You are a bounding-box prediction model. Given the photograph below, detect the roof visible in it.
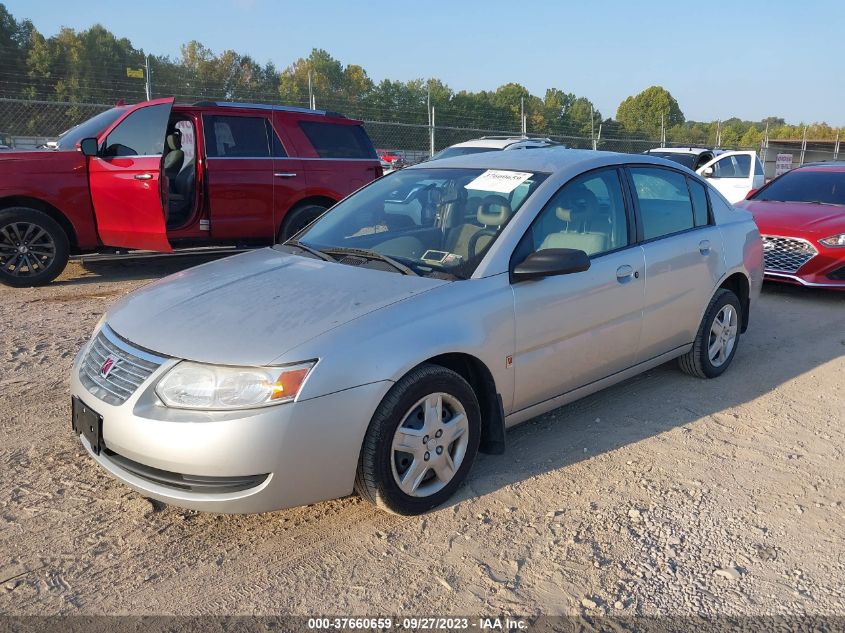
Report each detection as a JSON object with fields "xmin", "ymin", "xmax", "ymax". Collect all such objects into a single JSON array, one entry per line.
[
  {"xmin": 189, "ymin": 101, "xmax": 347, "ymax": 118},
  {"xmin": 410, "ymin": 146, "xmax": 683, "ymax": 176},
  {"xmin": 646, "ymin": 147, "xmax": 713, "ymax": 155},
  {"xmin": 448, "ymin": 137, "xmax": 542, "ymax": 150},
  {"xmin": 793, "ymin": 161, "xmax": 845, "ymax": 172}
]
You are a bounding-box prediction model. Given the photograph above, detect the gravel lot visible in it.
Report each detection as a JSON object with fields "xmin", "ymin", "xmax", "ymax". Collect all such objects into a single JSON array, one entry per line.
[{"xmin": 1, "ymin": 254, "xmax": 843, "ymax": 618}]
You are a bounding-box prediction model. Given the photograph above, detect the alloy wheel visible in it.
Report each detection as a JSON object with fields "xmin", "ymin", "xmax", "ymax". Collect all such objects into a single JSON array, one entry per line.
[
  {"xmin": 0, "ymin": 221, "xmax": 57, "ymax": 278},
  {"xmin": 708, "ymin": 304, "xmax": 738, "ymax": 367}
]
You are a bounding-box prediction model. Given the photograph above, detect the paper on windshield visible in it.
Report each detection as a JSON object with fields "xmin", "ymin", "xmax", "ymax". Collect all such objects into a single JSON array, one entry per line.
[{"xmin": 465, "ymin": 170, "xmax": 533, "ymax": 194}]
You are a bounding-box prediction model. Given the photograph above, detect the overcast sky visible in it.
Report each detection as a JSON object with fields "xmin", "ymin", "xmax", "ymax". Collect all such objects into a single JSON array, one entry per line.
[{"xmin": 6, "ymin": 0, "xmax": 843, "ymax": 125}]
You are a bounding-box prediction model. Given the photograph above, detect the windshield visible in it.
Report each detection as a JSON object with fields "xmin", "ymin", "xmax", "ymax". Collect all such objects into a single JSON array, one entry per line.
[
  {"xmin": 55, "ymin": 107, "xmax": 127, "ymax": 150},
  {"xmin": 289, "ymin": 167, "xmax": 548, "ymax": 279},
  {"xmin": 753, "ymin": 169, "xmax": 845, "ymax": 206},
  {"xmin": 429, "ymin": 146, "xmax": 501, "ymax": 161},
  {"xmin": 648, "ymin": 152, "xmax": 697, "ymax": 170}
]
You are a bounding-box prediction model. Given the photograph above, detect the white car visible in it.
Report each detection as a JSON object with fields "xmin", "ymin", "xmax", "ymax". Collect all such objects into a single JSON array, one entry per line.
[
  {"xmin": 696, "ymin": 151, "xmax": 766, "ymax": 204},
  {"xmin": 430, "ymin": 136, "xmax": 560, "ymax": 161},
  {"xmin": 645, "ymin": 147, "xmax": 765, "ymax": 204}
]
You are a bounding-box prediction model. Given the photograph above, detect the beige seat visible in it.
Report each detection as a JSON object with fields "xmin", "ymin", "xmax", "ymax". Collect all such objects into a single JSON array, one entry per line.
[
  {"xmin": 163, "ymin": 131, "xmax": 184, "ymax": 183},
  {"xmin": 446, "ymin": 195, "xmax": 512, "ymax": 259},
  {"xmin": 538, "ymin": 186, "xmax": 609, "ymax": 255}
]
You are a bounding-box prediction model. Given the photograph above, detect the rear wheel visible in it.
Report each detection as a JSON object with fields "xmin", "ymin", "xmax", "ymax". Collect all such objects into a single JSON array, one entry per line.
[
  {"xmin": 679, "ymin": 288, "xmax": 741, "ymax": 378},
  {"xmin": 278, "ymin": 203, "xmax": 329, "ymax": 242},
  {"xmin": 0, "ymin": 207, "xmax": 70, "ymax": 287},
  {"xmin": 355, "ymin": 364, "xmax": 481, "ymax": 515}
]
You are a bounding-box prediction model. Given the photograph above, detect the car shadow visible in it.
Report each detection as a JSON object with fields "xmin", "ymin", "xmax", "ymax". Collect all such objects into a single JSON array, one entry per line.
[{"xmin": 445, "ymin": 282, "xmax": 845, "ymax": 508}]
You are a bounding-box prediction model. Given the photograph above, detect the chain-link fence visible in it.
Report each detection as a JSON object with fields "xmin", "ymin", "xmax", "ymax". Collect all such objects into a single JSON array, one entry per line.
[{"xmin": 1, "ymin": 96, "xmax": 841, "ymax": 180}]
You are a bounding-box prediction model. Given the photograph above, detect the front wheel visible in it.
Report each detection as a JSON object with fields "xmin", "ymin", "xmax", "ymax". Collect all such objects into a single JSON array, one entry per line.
[
  {"xmin": 355, "ymin": 364, "xmax": 481, "ymax": 515},
  {"xmin": 0, "ymin": 207, "xmax": 70, "ymax": 287},
  {"xmin": 678, "ymin": 288, "xmax": 741, "ymax": 379}
]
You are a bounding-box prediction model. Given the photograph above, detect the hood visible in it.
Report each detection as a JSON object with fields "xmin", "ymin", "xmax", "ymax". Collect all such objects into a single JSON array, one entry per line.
[
  {"xmin": 106, "ymin": 248, "xmax": 449, "ymax": 366},
  {"xmin": 738, "ymin": 200, "xmax": 845, "ymax": 236}
]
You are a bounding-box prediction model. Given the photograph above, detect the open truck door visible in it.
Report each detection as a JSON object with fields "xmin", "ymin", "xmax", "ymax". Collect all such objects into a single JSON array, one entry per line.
[
  {"xmin": 85, "ymin": 97, "xmax": 174, "ymax": 252},
  {"xmin": 697, "ymin": 150, "xmax": 765, "ymax": 205}
]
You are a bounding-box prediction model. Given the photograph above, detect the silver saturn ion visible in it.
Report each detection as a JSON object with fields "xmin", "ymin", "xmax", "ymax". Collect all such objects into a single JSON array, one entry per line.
[{"xmin": 70, "ymin": 148, "xmax": 763, "ymax": 516}]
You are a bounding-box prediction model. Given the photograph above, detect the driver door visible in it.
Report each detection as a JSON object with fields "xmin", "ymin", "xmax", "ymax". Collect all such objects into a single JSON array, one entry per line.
[
  {"xmin": 696, "ymin": 151, "xmax": 761, "ymax": 204},
  {"xmin": 87, "ymin": 97, "xmax": 174, "ymax": 252}
]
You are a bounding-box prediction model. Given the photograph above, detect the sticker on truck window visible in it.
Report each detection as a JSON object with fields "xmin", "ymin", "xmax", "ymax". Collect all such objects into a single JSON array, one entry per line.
[{"xmin": 465, "ymin": 170, "xmax": 533, "ymax": 193}]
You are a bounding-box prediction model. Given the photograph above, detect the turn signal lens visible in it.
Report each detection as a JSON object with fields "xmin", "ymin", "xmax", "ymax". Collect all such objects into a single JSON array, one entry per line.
[
  {"xmin": 819, "ymin": 233, "xmax": 845, "ymax": 248},
  {"xmin": 156, "ymin": 360, "xmax": 316, "ymax": 410}
]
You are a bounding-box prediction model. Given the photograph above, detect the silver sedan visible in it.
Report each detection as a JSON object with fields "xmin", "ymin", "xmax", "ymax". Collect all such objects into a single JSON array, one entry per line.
[{"xmin": 70, "ymin": 148, "xmax": 763, "ymax": 515}]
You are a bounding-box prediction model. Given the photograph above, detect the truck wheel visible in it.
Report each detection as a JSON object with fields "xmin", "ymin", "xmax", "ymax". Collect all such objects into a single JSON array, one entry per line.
[
  {"xmin": 278, "ymin": 203, "xmax": 329, "ymax": 242},
  {"xmin": 0, "ymin": 207, "xmax": 70, "ymax": 287}
]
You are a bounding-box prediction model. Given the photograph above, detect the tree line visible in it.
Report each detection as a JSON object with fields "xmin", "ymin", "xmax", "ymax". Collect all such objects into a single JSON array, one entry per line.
[{"xmin": 0, "ymin": 3, "xmax": 839, "ymax": 146}]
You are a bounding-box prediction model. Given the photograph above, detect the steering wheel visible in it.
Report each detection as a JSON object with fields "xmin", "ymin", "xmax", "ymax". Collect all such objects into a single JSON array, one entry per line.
[{"xmin": 467, "ymin": 228, "xmax": 498, "ymax": 259}]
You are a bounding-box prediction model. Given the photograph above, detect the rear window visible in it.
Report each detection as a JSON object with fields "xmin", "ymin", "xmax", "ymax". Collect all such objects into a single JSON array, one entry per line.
[
  {"xmin": 204, "ymin": 115, "xmax": 270, "ymax": 158},
  {"xmin": 753, "ymin": 169, "xmax": 845, "ymax": 205},
  {"xmin": 299, "ymin": 122, "xmax": 377, "ymax": 159}
]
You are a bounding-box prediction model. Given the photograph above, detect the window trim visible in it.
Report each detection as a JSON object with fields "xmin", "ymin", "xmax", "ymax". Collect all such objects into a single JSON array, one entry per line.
[
  {"xmin": 623, "ymin": 164, "xmax": 709, "ymax": 245},
  {"xmin": 684, "ymin": 175, "xmax": 714, "ymax": 228},
  {"xmin": 508, "ymin": 165, "xmax": 638, "ymax": 276}
]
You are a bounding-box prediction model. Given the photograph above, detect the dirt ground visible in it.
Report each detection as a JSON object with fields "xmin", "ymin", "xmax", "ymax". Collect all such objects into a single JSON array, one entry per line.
[{"xmin": 0, "ymin": 254, "xmax": 843, "ymax": 618}]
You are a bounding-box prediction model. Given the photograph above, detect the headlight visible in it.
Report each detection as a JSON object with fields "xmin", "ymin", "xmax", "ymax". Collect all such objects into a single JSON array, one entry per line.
[
  {"xmin": 819, "ymin": 233, "xmax": 845, "ymax": 247},
  {"xmin": 155, "ymin": 361, "xmax": 316, "ymax": 410}
]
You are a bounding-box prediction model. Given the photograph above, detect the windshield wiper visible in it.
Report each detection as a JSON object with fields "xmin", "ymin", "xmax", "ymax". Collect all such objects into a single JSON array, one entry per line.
[
  {"xmin": 285, "ymin": 240, "xmax": 336, "ymax": 263},
  {"xmin": 323, "ymin": 247, "xmax": 419, "ymax": 276}
]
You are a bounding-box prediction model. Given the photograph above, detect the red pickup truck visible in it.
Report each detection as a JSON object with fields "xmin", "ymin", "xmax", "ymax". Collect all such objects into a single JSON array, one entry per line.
[{"xmin": 0, "ymin": 98, "xmax": 382, "ymax": 286}]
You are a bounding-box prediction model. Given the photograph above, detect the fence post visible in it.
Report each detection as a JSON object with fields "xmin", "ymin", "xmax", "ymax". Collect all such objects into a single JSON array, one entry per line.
[
  {"xmin": 429, "ymin": 107, "xmax": 435, "ymax": 158},
  {"xmin": 800, "ymin": 127, "xmax": 807, "ymax": 165},
  {"xmin": 144, "ymin": 56, "xmax": 151, "ymax": 100}
]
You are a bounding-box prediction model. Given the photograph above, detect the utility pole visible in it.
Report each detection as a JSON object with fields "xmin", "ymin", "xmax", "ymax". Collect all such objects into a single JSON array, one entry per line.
[
  {"xmin": 716, "ymin": 119, "xmax": 722, "ymax": 149},
  {"xmin": 834, "ymin": 129, "xmax": 840, "ymax": 160},
  {"xmin": 591, "ymin": 105, "xmax": 595, "ymax": 150},
  {"xmin": 430, "ymin": 106, "xmax": 435, "ymax": 158},
  {"xmin": 521, "ymin": 97, "xmax": 526, "ymax": 136},
  {"xmin": 307, "ymin": 70, "xmax": 314, "ymax": 109},
  {"xmin": 660, "ymin": 113, "xmax": 666, "ymax": 147},
  {"xmin": 144, "ymin": 55, "xmax": 151, "ymax": 100},
  {"xmin": 595, "ymin": 123, "xmax": 602, "ymax": 151},
  {"xmin": 761, "ymin": 121, "xmax": 769, "ymax": 168}
]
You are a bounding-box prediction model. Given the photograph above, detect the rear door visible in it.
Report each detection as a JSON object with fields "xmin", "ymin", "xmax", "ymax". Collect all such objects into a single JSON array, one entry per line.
[
  {"xmin": 697, "ymin": 150, "xmax": 759, "ymax": 204},
  {"xmin": 627, "ymin": 166, "xmax": 725, "ymax": 362},
  {"xmin": 87, "ymin": 97, "xmax": 174, "ymax": 251},
  {"xmin": 202, "ymin": 113, "xmax": 275, "ymax": 241}
]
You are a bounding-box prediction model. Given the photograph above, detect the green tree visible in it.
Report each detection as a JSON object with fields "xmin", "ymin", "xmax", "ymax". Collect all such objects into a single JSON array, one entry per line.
[{"xmin": 616, "ymin": 85, "xmax": 685, "ymax": 137}]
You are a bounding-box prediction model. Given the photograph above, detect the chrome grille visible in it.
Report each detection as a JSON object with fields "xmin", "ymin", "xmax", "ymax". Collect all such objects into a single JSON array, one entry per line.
[
  {"xmin": 761, "ymin": 236, "xmax": 817, "ymax": 273},
  {"xmin": 79, "ymin": 326, "xmax": 165, "ymax": 406}
]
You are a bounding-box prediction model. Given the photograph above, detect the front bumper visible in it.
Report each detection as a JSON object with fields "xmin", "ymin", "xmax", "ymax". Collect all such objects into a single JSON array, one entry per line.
[
  {"xmin": 70, "ymin": 344, "xmax": 392, "ymax": 514},
  {"xmin": 761, "ymin": 234, "xmax": 845, "ymax": 290}
]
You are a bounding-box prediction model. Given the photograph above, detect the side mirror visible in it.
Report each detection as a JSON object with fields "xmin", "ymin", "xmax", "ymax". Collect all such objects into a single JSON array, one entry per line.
[
  {"xmin": 745, "ymin": 188, "xmax": 758, "ymax": 199},
  {"xmin": 702, "ymin": 166, "xmax": 714, "ymax": 178},
  {"xmin": 79, "ymin": 137, "xmax": 99, "ymax": 157},
  {"xmin": 512, "ymin": 248, "xmax": 590, "ymax": 282}
]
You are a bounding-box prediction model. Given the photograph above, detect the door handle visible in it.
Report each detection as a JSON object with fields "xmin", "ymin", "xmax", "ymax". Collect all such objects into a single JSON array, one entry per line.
[
  {"xmin": 134, "ymin": 173, "xmax": 153, "ymax": 180},
  {"xmin": 616, "ymin": 264, "xmax": 636, "ymax": 283},
  {"xmin": 274, "ymin": 172, "xmax": 297, "ymax": 178},
  {"xmin": 699, "ymin": 239, "xmax": 711, "ymax": 255}
]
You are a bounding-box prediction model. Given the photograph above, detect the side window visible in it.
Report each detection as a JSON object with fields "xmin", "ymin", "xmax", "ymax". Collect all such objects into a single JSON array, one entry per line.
[
  {"xmin": 203, "ymin": 115, "xmax": 270, "ymax": 158},
  {"xmin": 713, "ymin": 154, "xmax": 752, "ymax": 178},
  {"xmin": 266, "ymin": 119, "xmax": 287, "ymax": 157},
  {"xmin": 102, "ymin": 103, "xmax": 170, "ymax": 157},
  {"xmin": 528, "ymin": 169, "xmax": 629, "ymax": 257},
  {"xmin": 630, "ymin": 167, "xmax": 695, "ymax": 240},
  {"xmin": 687, "ymin": 178, "xmax": 710, "ymax": 227},
  {"xmin": 299, "ymin": 122, "xmax": 377, "ymax": 159}
]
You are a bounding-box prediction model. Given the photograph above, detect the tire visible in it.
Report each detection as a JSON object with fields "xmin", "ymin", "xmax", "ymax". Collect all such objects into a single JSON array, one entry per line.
[
  {"xmin": 278, "ymin": 203, "xmax": 329, "ymax": 242},
  {"xmin": 679, "ymin": 288, "xmax": 742, "ymax": 379},
  {"xmin": 0, "ymin": 207, "xmax": 70, "ymax": 287},
  {"xmin": 355, "ymin": 364, "xmax": 482, "ymax": 515}
]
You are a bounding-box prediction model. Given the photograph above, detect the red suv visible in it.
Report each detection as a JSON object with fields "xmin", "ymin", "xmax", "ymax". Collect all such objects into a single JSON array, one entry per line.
[{"xmin": 0, "ymin": 98, "xmax": 382, "ymax": 286}]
